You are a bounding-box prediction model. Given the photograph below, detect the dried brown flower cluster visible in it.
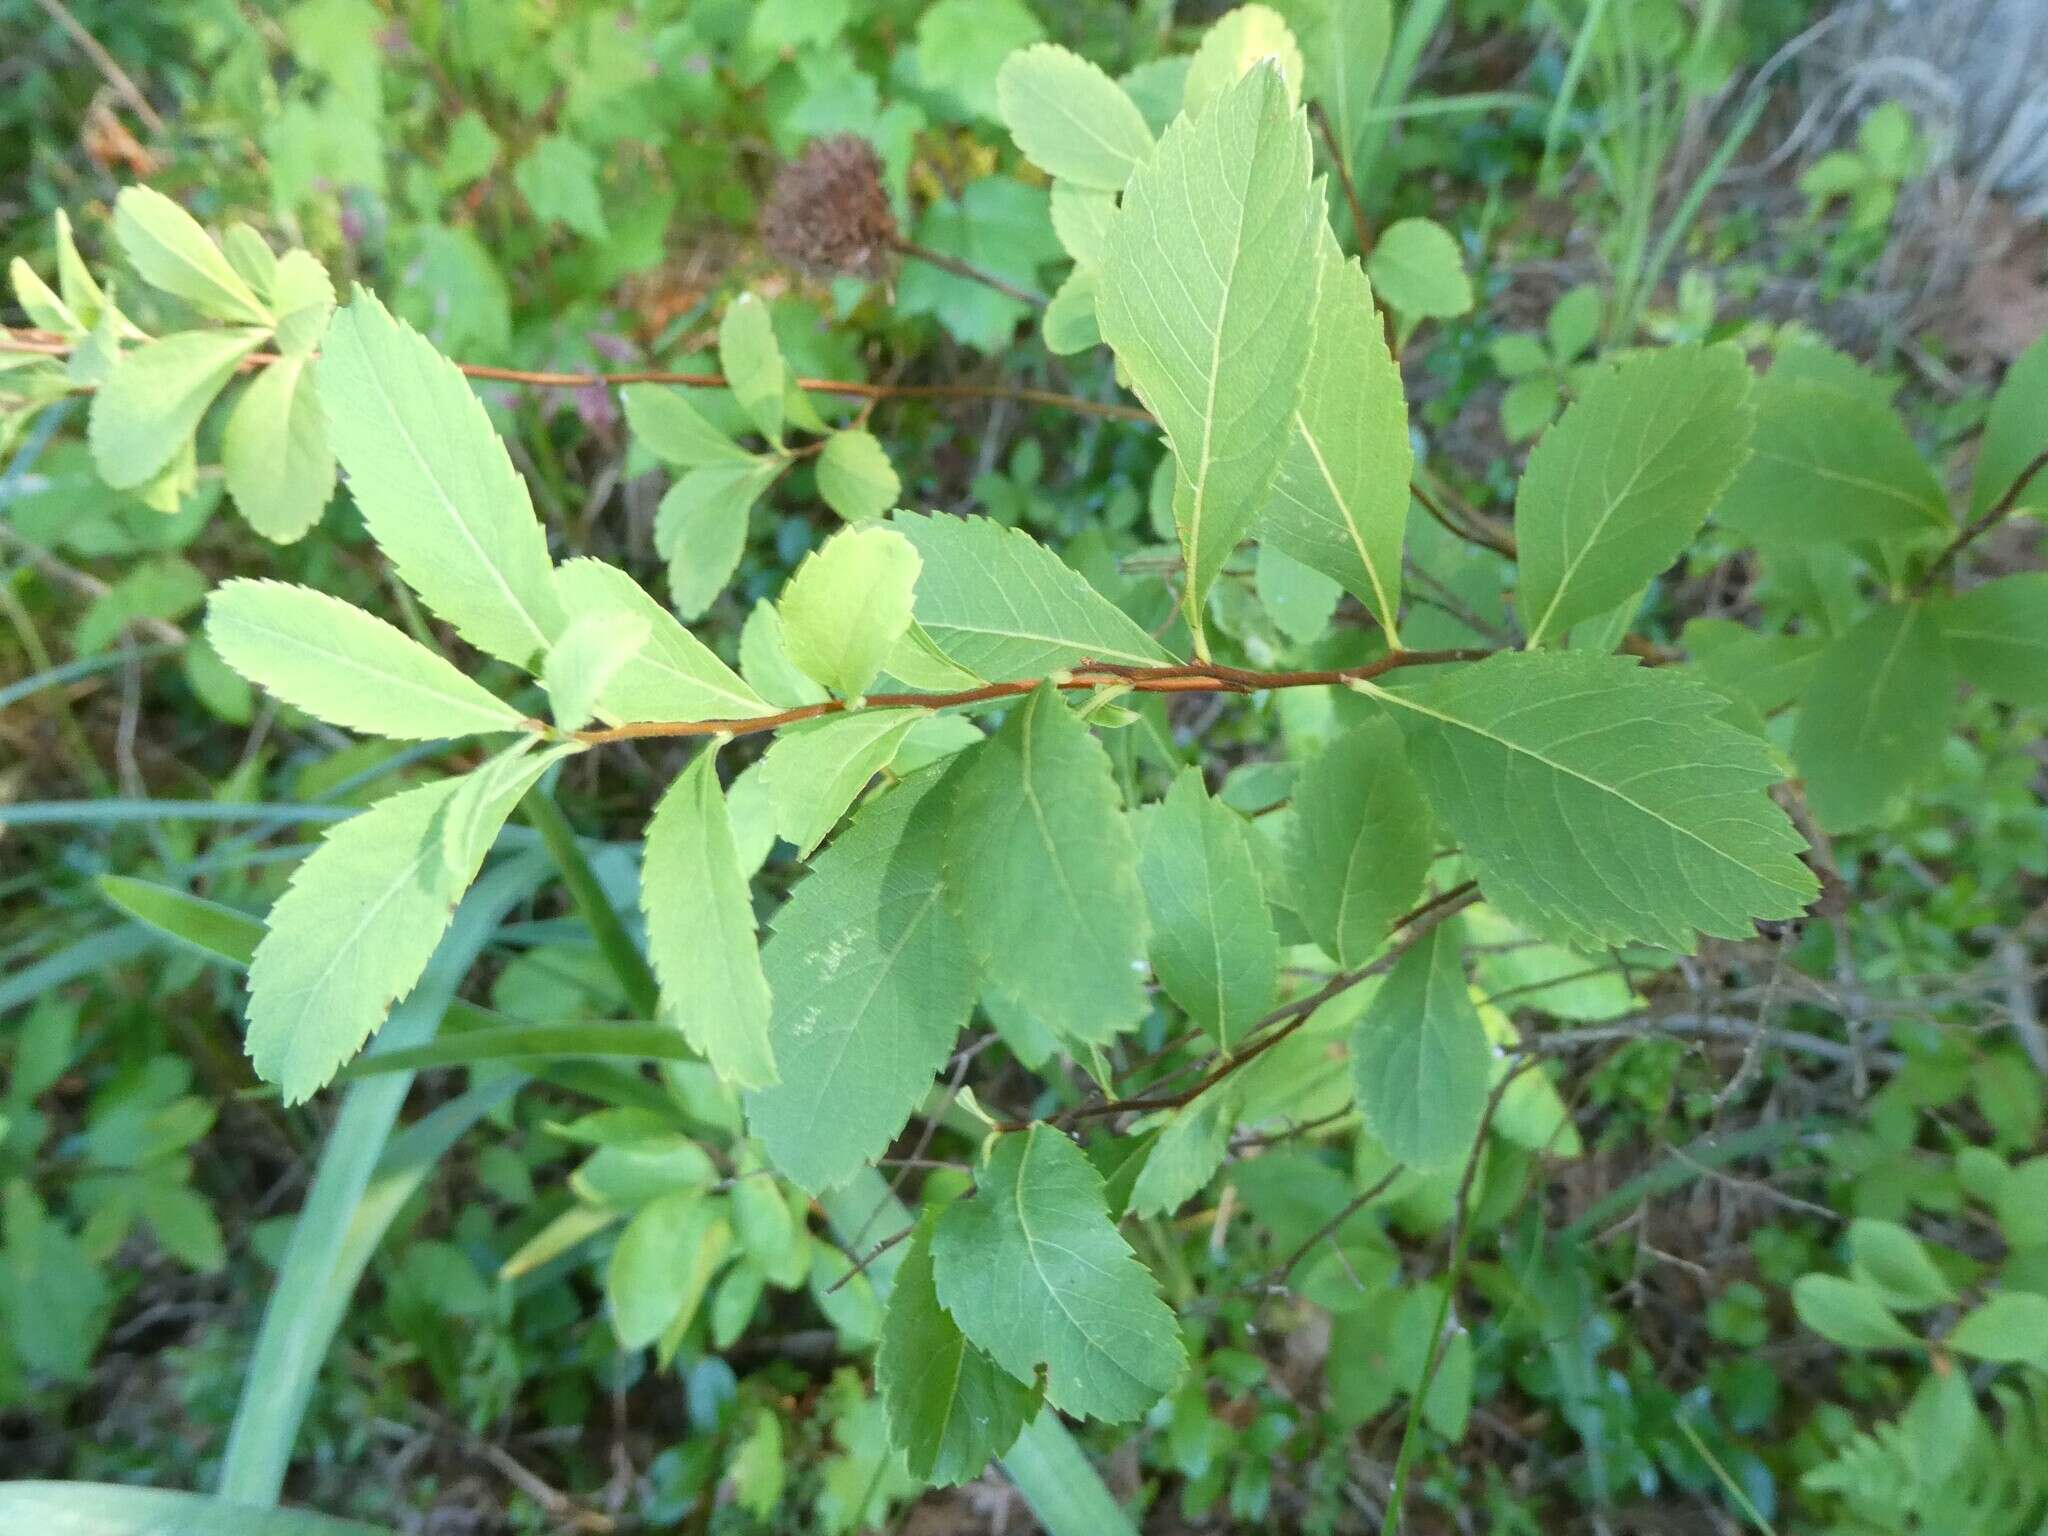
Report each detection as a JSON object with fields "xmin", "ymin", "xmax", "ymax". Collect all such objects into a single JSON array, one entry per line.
[{"xmin": 760, "ymin": 134, "xmax": 899, "ymax": 281}]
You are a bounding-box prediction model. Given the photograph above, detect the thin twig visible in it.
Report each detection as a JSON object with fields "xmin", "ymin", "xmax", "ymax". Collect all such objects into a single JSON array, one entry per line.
[
  {"xmin": 33, "ymin": 0, "xmax": 167, "ymax": 135},
  {"xmin": 1257, "ymin": 1163, "xmax": 1406, "ymax": 1293},
  {"xmin": 1911, "ymin": 445, "xmax": 2048, "ymax": 596},
  {"xmin": 892, "ymin": 235, "xmax": 1047, "ymax": 308}
]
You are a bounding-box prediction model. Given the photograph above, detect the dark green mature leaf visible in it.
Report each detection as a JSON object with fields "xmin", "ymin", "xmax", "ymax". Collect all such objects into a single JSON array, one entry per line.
[
  {"xmin": 607, "ymin": 1192, "xmax": 729, "ymax": 1352},
  {"xmin": 1350, "ymin": 920, "xmax": 1488, "ymax": 1170},
  {"xmin": 1847, "ymin": 1219, "xmax": 1954, "ymax": 1309},
  {"xmin": 1137, "ymin": 770, "xmax": 1277, "ymax": 1047},
  {"xmin": 1288, "ymin": 720, "xmax": 1434, "ymax": 966},
  {"xmin": 1515, "ymin": 344, "xmax": 1754, "ymax": 646},
  {"xmin": 643, "ymin": 753, "xmax": 776, "ymax": 1090},
  {"xmin": 1948, "ymin": 1292, "xmax": 2048, "ymax": 1367},
  {"xmin": 877, "ymin": 1215, "xmax": 1040, "ymax": 1484},
  {"xmin": 1368, "ymin": 652, "xmax": 1817, "ymax": 949},
  {"xmin": 206, "ymin": 579, "xmax": 525, "ymax": 740},
  {"xmin": 1258, "ymin": 228, "xmax": 1409, "ymax": 636},
  {"xmin": 316, "ymin": 292, "xmax": 565, "ymax": 668},
  {"xmin": 1127, "ymin": 1090, "xmax": 1239, "ymax": 1218},
  {"xmin": 1097, "ymin": 63, "xmax": 1323, "ymax": 640},
  {"xmin": 1793, "ymin": 603, "xmax": 1954, "ymax": 833},
  {"xmin": 947, "ymin": 684, "xmax": 1148, "ymax": 1045},
  {"xmin": 1970, "ymin": 328, "xmax": 2048, "ymax": 519},
  {"xmin": 1716, "ymin": 377, "xmax": 1948, "ymax": 547},
  {"xmin": 933, "ymin": 1126, "xmax": 1186, "ymax": 1421},
  {"xmin": 996, "ymin": 43, "xmax": 1155, "ymax": 191},
  {"xmin": 745, "ymin": 767, "xmax": 976, "ymax": 1193},
  {"xmin": 892, "ymin": 512, "xmax": 1171, "ymax": 677},
  {"xmin": 1937, "ymin": 573, "xmax": 2048, "ymax": 707}
]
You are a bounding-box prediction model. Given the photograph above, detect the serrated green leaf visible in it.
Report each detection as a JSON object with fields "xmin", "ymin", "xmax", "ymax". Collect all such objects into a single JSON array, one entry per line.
[
  {"xmin": 270, "ymin": 250, "xmax": 335, "ymax": 355},
  {"xmin": 657, "ymin": 457, "xmax": 783, "ymax": 620},
  {"xmin": 621, "ymin": 384, "xmax": 752, "ymax": 468},
  {"xmin": 778, "ymin": 525, "xmax": 921, "ymax": 699},
  {"xmin": 1289, "ymin": 719, "xmax": 1434, "ymax": 965},
  {"xmin": 758, "ymin": 709, "xmax": 925, "ymax": 858},
  {"xmin": 554, "ymin": 557, "xmax": 771, "ymax": 724},
  {"xmin": 933, "ymin": 1125, "xmax": 1186, "ymax": 1421},
  {"xmin": 1793, "ymin": 603, "xmax": 1954, "ymax": 833},
  {"xmin": 1847, "ymin": 1218, "xmax": 1954, "ymax": 1310},
  {"xmin": 206, "ymin": 579, "xmax": 525, "ymax": 739},
  {"xmin": 1367, "ymin": 218, "xmax": 1472, "ymax": 321},
  {"xmin": 947, "ymin": 684, "xmax": 1148, "ymax": 1045},
  {"xmin": 1792, "ymin": 1273, "xmax": 1918, "ymax": 1351},
  {"xmin": 816, "ymin": 428, "xmax": 900, "ymax": 523},
  {"xmin": 877, "ymin": 1214, "xmax": 1040, "ymax": 1485},
  {"xmin": 246, "ymin": 773, "xmax": 530, "ymax": 1101},
  {"xmin": 222, "ymin": 355, "xmax": 336, "ymax": 541},
  {"xmin": 542, "ymin": 611, "xmax": 649, "ymax": 731},
  {"xmin": 719, "ymin": 293, "xmax": 785, "ymax": 445},
  {"xmin": 1516, "ymin": 344, "xmax": 1755, "ymax": 646},
  {"xmin": 112, "ymin": 186, "xmax": 270, "ymax": 325},
  {"xmin": 1127, "ymin": 1090, "xmax": 1239, "ymax": 1218},
  {"xmin": 315, "ymin": 292, "xmax": 565, "ymax": 668},
  {"xmin": 740, "ymin": 598, "xmax": 830, "ymax": 708},
  {"xmin": 1097, "ymin": 63, "xmax": 1322, "ymax": 644},
  {"xmin": 745, "ymin": 766, "xmax": 975, "ymax": 1193},
  {"xmin": 1184, "ymin": 4, "xmax": 1306, "ymax": 114},
  {"xmin": 892, "ymin": 511, "xmax": 1171, "ymax": 677},
  {"xmin": 1938, "ymin": 572, "xmax": 2048, "ymax": 706},
  {"xmin": 1970, "ymin": 321, "xmax": 2048, "ymax": 519},
  {"xmin": 1258, "ymin": 228, "xmax": 1409, "ymax": 636},
  {"xmin": 440, "ymin": 740, "xmax": 580, "ymax": 871},
  {"xmin": 1716, "ymin": 377, "xmax": 1949, "ymax": 546},
  {"xmin": 997, "ymin": 43, "xmax": 1155, "ymax": 191},
  {"xmin": 643, "ymin": 753, "xmax": 777, "ymax": 1090},
  {"xmin": 1137, "ymin": 770, "xmax": 1276, "ymax": 1047},
  {"xmin": 1350, "ymin": 920, "xmax": 1488, "ymax": 1171},
  {"xmin": 1366, "ymin": 652, "xmax": 1817, "ymax": 949},
  {"xmin": 89, "ymin": 329, "xmax": 268, "ymax": 490}
]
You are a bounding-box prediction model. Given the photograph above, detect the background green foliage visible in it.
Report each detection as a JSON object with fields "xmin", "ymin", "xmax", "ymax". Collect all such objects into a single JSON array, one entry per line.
[{"xmin": 4, "ymin": 1, "xmax": 2047, "ymax": 1533}]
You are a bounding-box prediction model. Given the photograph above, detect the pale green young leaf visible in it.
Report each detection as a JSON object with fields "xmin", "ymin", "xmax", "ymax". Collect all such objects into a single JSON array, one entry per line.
[
  {"xmin": 1350, "ymin": 920, "xmax": 1489, "ymax": 1171},
  {"xmin": 1289, "ymin": 719, "xmax": 1434, "ymax": 965},
  {"xmin": 745, "ymin": 766, "xmax": 976, "ymax": 1193},
  {"xmin": 89, "ymin": 329, "xmax": 268, "ymax": 489},
  {"xmin": 740, "ymin": 599, "xmax": 830, "ymax": 708},
  {"xmin": 554, "ymin": 558, "xmax": 770, "ymax": 724},
  {"xmin": 657, "ymin": 457, "xmax": 783, "ymax": 620},
  {"xmin": 10, "ymin": 255, "xmax": 80, "ymax": 334},
  {"xmin": 1937, "ymin": 572, "xmax": 2048, "ymax": 707},
  {"xmin": 112, "ymin": 186, "xmax": 270, "ymax": 325},
  {"xmin": 1716, "ymin": 378, "xmax": 1948, "ymax": 546},
  {"xmin": 1367, "ymin": 218, "xmax": 1472, "ymax": 321},
  {"xmin": 1516, "ymin": 344, "xmax": 1755, "ymax": 646},
  {"xmin": 883, "ymin": 621, "xmax": 986, "ymax": 692},
  {"xmin": 643, "ymin": 753, "xmax": 777, "ymax": 1090},
  {"xmin": 778, "ymin": 525, "xmax": 921, "ymax": 699},
  {"xmin": 223, "ymin": 224, "xmax": 278, "ymax": 298},
  {"xmin": 55, "ymin": 208, "xmax": 115, "ymax": 330},
  {"xmin": 246, "ymin": 772, "xmax": 527, "ymax": 1101},
  {"xmin": 932, "ymin": 1126, "xmax": 1186, "ymax": 1421},
  {"xmin": 758, "ymin": 710, "xmax": 925, "ymax": 858},
  {"xmin": 1256, "ymin": 542, "xmax": 1342, "ymax": 645},
  {"xmin": 1365, "ymin": 652, "xmax": 1818, "ymax": 950},
  {"xmin": 719, "ymin": 293, "xmax": 785, "ymax": 445},
  {"xmin": 1792, "ymin": 603, "xmax": 1954, "ymax": 834},
  {"xmin": 315, "ymin": 292, "xmax": 565, "ymax": 667},
  {"xmin": 222, "ymin": 356, "xmax": 336, "ymax": 542},
  {"xmin": 947, "ymin": 684, "xmax": 1149, "ymax": 1045},
  {"xmin": 892, "ymin": 511, "xmax": 1171, "ymax": 677},
  {"xmin": 996, "ymin": 43, "xmax": 1155, "ymax": 191},
  {"xmin": 1042, "ymin": 268, "xmax": 1102, "ymax": 355},
  {"xmin": 1127, "ymin": 1090, "xmax": 1240, "ymax": 1218},
  {"xmin": 270, "ymin": 250, "xmax": 336, "ymax": 355},
  {"xmin": 206, "ymin": 579, "xmax": 525, "ymax": 739},
  {"xmin": 1049, "ymin": 183, "xmax": 1116, "ymax": 266},
  {"xmin": 542, "ymin": 611, "xmax": 649, "ymax": 731},
  {"xmin": 816, "ymin": 429, "xmax": 900, "ymax": 523},
  {"xmin": 1970, "ymin": 327, "xmax": 2048, "ymax": 519},
  {"xmin": 607, "ymin": 1193, "xmax": 727, "ymax": 1350},
  {"xmin": 1097, "ymin": 63, "xmax": 1322, "ymax": 643},
  {"xmin": 1137, "ymin": 770, "xmax": 1277, "ymax": 1048},
  {"xmin": 621, "ymin": 384, "xmax": 751, "ymax": 468},
  {"xmin": 1258, "ymin": 228, "xmax": 1409, "ymax": 636},
  {"xmin": 877, "ymin": 1215, "xmax": 1040, "ymax": 1485},
  {"xmin": 1183, "ymin": 4, "xmax": 1307, "ymax": 113},
  {"xmin": 1791, "ymin": 1274, "xmax": 1918, "ymax": 1351}
]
